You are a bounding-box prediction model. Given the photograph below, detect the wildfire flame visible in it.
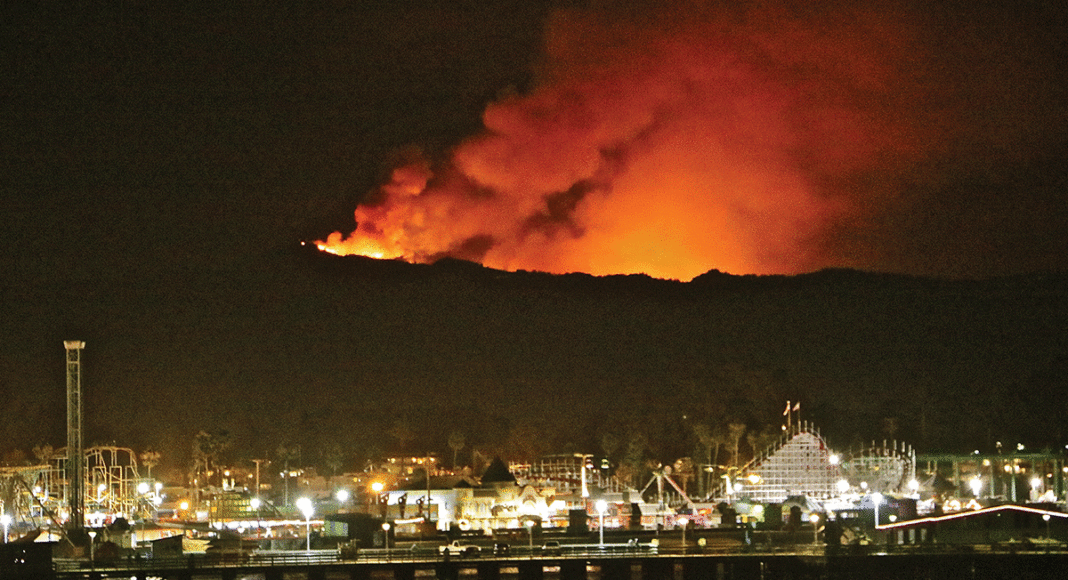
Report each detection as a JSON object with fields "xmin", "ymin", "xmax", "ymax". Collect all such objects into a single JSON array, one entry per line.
[{"xmin": 317, "ymin": 2, "xmax": 972, "ymax": 281}]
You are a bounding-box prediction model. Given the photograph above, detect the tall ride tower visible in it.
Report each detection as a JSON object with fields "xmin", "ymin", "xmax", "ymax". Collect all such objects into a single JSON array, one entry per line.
[{"xmin": 65, "ymin": 340, "xmax": 85, "ymax": 529}]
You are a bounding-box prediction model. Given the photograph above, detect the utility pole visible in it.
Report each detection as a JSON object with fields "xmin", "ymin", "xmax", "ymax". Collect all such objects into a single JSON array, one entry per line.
[
  {"xmin": 251, "ymin": 459, "xmax": 264, "ymax": 497},
  {"xmin": 426, "ymin": 453, "xmax": 433, "ymax": 532}
]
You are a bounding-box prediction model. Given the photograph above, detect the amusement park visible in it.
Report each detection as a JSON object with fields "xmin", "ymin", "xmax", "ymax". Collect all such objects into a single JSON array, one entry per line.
[{"xmin": 3, "ymin": 343, "xmax": 1068, "ymax": 579}]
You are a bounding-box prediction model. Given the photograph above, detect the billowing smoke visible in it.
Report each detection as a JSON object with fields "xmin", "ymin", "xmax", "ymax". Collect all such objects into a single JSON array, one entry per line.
[{"xmin": 320, "ymin": 0, "xmax": 1066, "ymax": 280}]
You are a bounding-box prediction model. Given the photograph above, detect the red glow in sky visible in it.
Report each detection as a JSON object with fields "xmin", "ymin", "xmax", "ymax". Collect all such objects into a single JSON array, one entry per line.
[{"xmin": 320, "ymin": 1, "xmax": 1063, "ymax": 280}]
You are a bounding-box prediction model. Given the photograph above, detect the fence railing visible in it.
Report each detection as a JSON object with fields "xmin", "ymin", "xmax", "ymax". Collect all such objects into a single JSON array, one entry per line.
[{"xmin": 51, "ymin": 541, "xmax": 1068, "ymax": 575}]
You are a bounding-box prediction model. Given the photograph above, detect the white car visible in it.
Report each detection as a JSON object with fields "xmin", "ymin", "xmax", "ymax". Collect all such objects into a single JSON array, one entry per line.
[{"xmin": 439, "ymin": 540, "xmax": 481, "ymax": 557}]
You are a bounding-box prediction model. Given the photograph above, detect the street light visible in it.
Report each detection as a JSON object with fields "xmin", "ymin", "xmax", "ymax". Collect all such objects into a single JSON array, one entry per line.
[
  {"xmin": 525, "ymin": 520, "xmax": 535, "ymax": 553},
  {"xmin": 1044, "ymin": 514, "xmax": 1052, "ymax": 540},
  {"xmin": 872, "ymin": 493, "xmax": 884, "ymax": 529},
  {"xmin": 88, "ymin": 530, "xmax": 97, "ymax": 562},
  {"xmin": 250, "ymin": 498, "xmax": 261, "ymax": 533},
  {"xmin": 595, "ymin": 500, "xmax": 607, "ymax": 547},
  {"xmin": 0, "ymin": 514, "xmax": 10, "ymax": 544},
  {"xmin": 382, "ymin": 522, "xmax": 391, "ymax": 550},
  {"xmin": 134, "ymin": 482, "xmax": 152, "ymax": 547},
  {"xmin": 295, "ymin": 497, "xmax": 313, "ymax": 551},
  {"xmin": 371, "ymin": 482, "xmax": 384, "ymax": 516},
  {"xmin": 678, "ymin": 516, "xmax": 689, "ymax": 550},
  {"xmin": 809, "ymin": 513, "xmax": 820, "ymax": 544}
]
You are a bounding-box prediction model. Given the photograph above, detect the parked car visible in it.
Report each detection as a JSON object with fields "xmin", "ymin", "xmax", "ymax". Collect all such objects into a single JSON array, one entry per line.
[
  {"xmin": 337, "ymin": 539, "xmax": 361, "ymax": 558},
  {"xmin": 540, "ymin": 540, "xmax": 562, "ymax": 556},
  {"xmin": 439, "ymin": 540, "xmax": 481, "ymax": 558}
]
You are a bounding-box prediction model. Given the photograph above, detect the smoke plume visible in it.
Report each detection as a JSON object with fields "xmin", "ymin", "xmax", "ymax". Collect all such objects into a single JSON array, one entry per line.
[{"xmin": 320, "ymin": 0, "xmax": 1066, "ymax": 280}]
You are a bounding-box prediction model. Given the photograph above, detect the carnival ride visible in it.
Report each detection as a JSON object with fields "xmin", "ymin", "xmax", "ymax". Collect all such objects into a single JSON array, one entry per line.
[
  {"xmin": 0, "ymin": 445, "xmax": 152, "ymax": 541},
  {"xmin": 713, "ymin": 421, "xmax": 916, "ymax": 504}
]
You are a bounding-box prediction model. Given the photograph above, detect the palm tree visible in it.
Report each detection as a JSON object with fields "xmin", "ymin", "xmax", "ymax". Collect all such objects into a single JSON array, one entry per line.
[
  {"xmin": 32, "ymin": 444, "xmax": 54, "ymax": 466},
  {"xmin": 390, "ymin": 420, "xmax": 414, "ymax": 453},
  {"xmin": 448, "ymin": 430, "xmax": 466, "ymax": 470},
  {"xmin": 728, "ymin": 423, "xmax": 747, "ymax": 469},
  {"xmin": 193, "ymin": 430, "xmax": 231, "ymax": 488},
  {"xmin": 322, "ymin": 444, "xmax": 344, "ymax": 477},
  {"xmin": 745, "ymin": 427, "xmax": 780, "ymax": 464},
  {"xmin": 673, "ymin": 457, "xmax": 696, "ymax": 495},
  {"xmin": 139, "ymin": 450, "xmax": 161, "ymax": 480},
  {"xmin": 276, "ymin": 443, "xmax": 301, "ymax": 507},
  {"xmin": 600, "ymin": 432, "xmax": 620, "ymax": 460},
  {"xmin": 691, "ymin": 423, "xmax": 714, "ymax": 496}
]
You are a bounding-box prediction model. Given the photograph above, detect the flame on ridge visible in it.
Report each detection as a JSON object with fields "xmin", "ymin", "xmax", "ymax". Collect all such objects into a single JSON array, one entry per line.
[{"xmin": 317, "ymin": 1, "xmax": 966, "ymax": 281}]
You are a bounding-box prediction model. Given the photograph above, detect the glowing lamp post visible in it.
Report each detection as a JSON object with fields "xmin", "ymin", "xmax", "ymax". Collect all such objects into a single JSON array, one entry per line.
[
  {"xmin": 872, "ymin": 493, "xmax": 883, "ymax": 529},
  {"xmin": 87, "ymin": 530, "xmax": 97, "ymax": 563},
  {"xmin": 382, "ymin": 522, "xmax": 391, "ymax": 550},
  {"xmin": 296, "ymin": 497, "xmax": 313, "ymax": 551},
  {"xmin": 336, "ymin": 489, "xmax": 350, "ymax": 516},
  {"xmin": 525, "ymin": 520, "xmax": 535, "ymax": 553},
  {"xmin": 809, "ymin": 513, "xmax": 820, "ymax": 544},
  {"xmin": 134, "ymin": 482, "xmax": 152, "ymax": 546},
  {"xmin": 836, "ymin": 479, "xmax": 850, "ymax": 495},
  {"xmin": 371, "ymin": 482, "xmax": 384, "ymax": 515},
  {"xmin": 678, "ymin": 516, "xmax": 689, "ymax": 550},
  {"xmin": 595, "ymin": 500, "xmax": 607, "ymax": 547},
  {"xmin": 0, "ymin": 514, "xmax": 10, "ymax": 544},
  {"xmin": 137, "ymin": 482, "xmax": 150, "ymax": 512},
  {"xmin": 1044, "ymin": 513, "xmax": 1052, "ymax": 540},
  {"xmin": 250, "ymin": 498, "xmax": 262, "ymax": 532}
]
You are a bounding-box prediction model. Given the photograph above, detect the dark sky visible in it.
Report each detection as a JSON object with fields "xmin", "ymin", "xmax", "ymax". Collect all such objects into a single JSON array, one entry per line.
[{"xmin": 1, "ymin": 1, "xmax": 1066, "ymax": 476}]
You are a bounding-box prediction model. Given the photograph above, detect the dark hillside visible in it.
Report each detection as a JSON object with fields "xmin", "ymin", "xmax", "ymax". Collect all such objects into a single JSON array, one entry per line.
[{"xmin": 1, "ymin": 244, "xmax": 1064, "ymax": 476}]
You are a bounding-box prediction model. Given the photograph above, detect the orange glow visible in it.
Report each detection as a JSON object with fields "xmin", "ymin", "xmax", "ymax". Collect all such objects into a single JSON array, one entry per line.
[{"xmin": 318, "ymin": 2, "xmax": 933, "ymax": 281}]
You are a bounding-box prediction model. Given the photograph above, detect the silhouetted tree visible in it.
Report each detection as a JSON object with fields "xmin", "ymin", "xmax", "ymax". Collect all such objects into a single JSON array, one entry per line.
[
  {"xmin": 32, "ymin": 444, "xmax": 54, "ymax": 466},
  {"xmin": 673, "ymin": 457, "xmax": 696, "ymax": 495},
  {"xmin": 600, "ymin": 432, "xmax": 620, "ymax": 462},
  {"xmin": 276, "ymin": 443, "xmax": 301, "ymax": 506},
  {"xmin": 620, "ymin": 432, "xmax": 650, "ymax": 488},
  {"xmin": 192, "ymin": 430, "xmax": 231, "ymax": 488},
  {"xmin": 728, "ymin": 423, "xmax": 747, "ymax": 468},
  {"xmin": 448, "ymin": 430, "xmax": 466, "ymax": 469},
  {"xmin": 745, "ymin": 427, "xmax": 780, "ymax": 463},
  {"xmin": 321, "ymin": 443, "xmax": 344, "ymax": 477},
  {"xmin": 691, "ymin": 424, "xmax": 714, "ymax": 496},
  {"xmin": 139, "ymin": 450, "xmax": 160, "ymax": 480},
  {"xmin": 2, "ymin": 449, "xmax": 27, "ymax": 465},
  {"xmin": 390, "ymin": 420, "xmax": 414, "ymax": 453},
  {"xmin": 504, "ymin": 422, "xmax": 548, "ymax": 463}
]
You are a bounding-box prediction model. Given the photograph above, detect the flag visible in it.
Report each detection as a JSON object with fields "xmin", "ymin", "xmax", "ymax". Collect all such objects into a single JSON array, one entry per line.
[
  {"xmin": 793, "ymin": 401, "xmax": 801, "ymax": 412},
  {"xmin": 784, "ymin": 401, "xmax": 791, "ymax": 416}
]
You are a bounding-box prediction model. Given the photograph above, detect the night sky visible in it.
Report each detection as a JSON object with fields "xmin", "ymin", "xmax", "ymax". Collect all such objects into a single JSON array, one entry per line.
[{"xmin": 2, "ymin": 1, "xmax": 1066, "ymax": 480}]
